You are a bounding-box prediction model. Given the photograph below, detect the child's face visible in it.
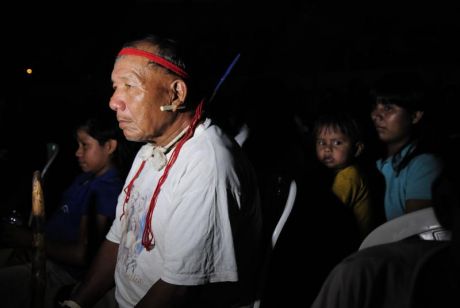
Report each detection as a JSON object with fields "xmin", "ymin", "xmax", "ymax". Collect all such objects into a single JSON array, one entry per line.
[
  {"xmin": 316, "ymin": 126, "xmax": 355, "ymax": 171},
  {"xmin": 75, "ymin": 129, "xmax": 112, "ymax": 176}
]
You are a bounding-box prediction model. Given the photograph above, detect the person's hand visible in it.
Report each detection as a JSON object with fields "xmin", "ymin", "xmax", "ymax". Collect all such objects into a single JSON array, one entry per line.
[
  {"xmin": 58, "ymin": 300, "xmax": 81, "ymax": 308},
  {"xmin": 0, "ymin": 223, "xmax": 33, "ymax": 248}
]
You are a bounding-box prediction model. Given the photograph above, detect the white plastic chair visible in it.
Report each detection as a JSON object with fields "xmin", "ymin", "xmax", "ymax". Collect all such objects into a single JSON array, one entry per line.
[
  {"xmin": 359, "ymin": 207, "xmax": 452, "ymax": 251},
  {"xmin": 250, "ymin": 179, "xmax": 297, "ymax": 308},
  {"xmin": 41, "ymin": 142, "xmax": 59, "ymax": 179},
  {"xmin": 234, "ymin": 123, "xmax": 250, "ymax": 148},
  {"xmin": 271, "ymin": 179, "xmax": 297, "ymax": 248}
]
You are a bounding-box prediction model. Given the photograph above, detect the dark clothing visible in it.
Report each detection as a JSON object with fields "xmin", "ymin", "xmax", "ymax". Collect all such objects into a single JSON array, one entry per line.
[
  {"xmin": 311, "ymin": 238, "xmax": 454, "ymax": 308},
  {"xmin": 45, "ymin": 168, "xmax": 122, "ymax": 278},
  {"xmin": 261, "ymin": 173, "xmax": 361, "ymax": 307},
  {"xmin": 45, "ymin": 168, "xmax": 122, "ymax": 242}
]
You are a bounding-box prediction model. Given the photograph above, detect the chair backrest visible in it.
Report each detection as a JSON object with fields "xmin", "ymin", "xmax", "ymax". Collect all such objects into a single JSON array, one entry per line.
[
  {"xmin": 234, "ymin": 123, "xmax": 250, "ymax": 148},
  {"xmin": 250, "ymin": 178, "xmax": 297, "ymax": 308},
  {"xmin": 41, "ymin": 142, "xmax": 59, "ymax": 180},
  {"xmin": 271, "ymin": 179, "xmax": 297, "ymax": 248},
  {"xmin": 359, "ymin": 207, "xmax": 452, "ymax": 250}
]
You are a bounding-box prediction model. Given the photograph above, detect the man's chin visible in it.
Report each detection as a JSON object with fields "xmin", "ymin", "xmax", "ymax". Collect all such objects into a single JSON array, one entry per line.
[
  {"xmin": 121, "ymin": 129, "xmax": 136, "ymax": 140},
  {"xmin": 123, "ymin": 132, "xmax": 144, "ymax": 143},
  {"xmin": 124, "ymin": 134, "xmax": 139, "ymax": 142}
]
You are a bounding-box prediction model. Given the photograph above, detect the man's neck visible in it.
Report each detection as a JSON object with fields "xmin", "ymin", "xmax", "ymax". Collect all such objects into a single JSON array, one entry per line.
[{"xmin": 153, "ymin": 114, "xmax": 193, "ymax": 148}]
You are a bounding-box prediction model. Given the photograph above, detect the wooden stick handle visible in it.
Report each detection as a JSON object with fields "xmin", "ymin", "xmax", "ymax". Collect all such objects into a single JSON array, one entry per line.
[
  {"xmin": 31, "ymin": 170, "xmax": 46, "ymax": 308},
  {"xmin": 32, "ymin": 171, "xmax": 44, "ymax": 217}
]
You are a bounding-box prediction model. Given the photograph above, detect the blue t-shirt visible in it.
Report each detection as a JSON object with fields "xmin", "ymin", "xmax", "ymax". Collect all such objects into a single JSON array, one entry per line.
[
  {"xmin": 45, "ymin": 168, "xmax": 123, "ymax": 242},
  {"xmin": 376, "ymin": 143, "xmax": 442, "ymax": 220}
]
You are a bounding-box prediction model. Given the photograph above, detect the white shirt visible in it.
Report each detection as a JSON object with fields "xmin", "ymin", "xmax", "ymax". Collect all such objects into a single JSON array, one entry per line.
[{"xmin": 107, "ymin": 118, "xmax": 261, "ymax": 307}]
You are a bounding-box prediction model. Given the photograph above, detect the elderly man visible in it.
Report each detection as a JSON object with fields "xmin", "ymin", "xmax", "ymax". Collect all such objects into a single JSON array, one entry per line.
[{"xmin": 65, "ymin": 34, "xmax": 262, "ymax": 308}]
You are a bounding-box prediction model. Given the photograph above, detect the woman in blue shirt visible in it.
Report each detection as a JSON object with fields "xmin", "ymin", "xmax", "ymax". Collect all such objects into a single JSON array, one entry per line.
[{"xmin": 370, "ymin": 72, "xmax": 443, "ymax": 221}]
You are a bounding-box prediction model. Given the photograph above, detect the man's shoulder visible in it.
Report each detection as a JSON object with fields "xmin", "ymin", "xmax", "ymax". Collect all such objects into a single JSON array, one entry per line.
[
  {"xmin": 187, "ymin": 121, "xmax": 241, "ymax": 159},
  {"xmin": 342, "ymin": 238, "xmax": 449, "ymax": 270}
]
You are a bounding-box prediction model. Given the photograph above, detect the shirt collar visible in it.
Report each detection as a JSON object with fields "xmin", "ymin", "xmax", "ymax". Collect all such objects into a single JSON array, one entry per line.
[
  {"xmin": 377, "ymin": 142, "xmax": 416, "ymax": 171},
  {"xmin": 137, "ymin": 118, "xmax": 211, "ymax": 167}
]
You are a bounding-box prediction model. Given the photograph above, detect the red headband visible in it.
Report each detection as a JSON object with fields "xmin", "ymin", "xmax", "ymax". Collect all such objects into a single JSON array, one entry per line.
[{"xmin": 118, "ymin": 47, "xmax": 189, "ymax": 79}]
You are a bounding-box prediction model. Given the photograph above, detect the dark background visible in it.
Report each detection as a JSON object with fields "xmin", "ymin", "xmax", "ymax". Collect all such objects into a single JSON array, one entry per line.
[
  {"xmin": 1, "ymin": 0, "xmax": 460, "ymax": 229},
  {"xmin": 2, "ymin": 2, "xmax": 460, "ymax": 135},
  {"xmin": 1, "ymin": 2, "xmax": 460, "ymax": 305}
]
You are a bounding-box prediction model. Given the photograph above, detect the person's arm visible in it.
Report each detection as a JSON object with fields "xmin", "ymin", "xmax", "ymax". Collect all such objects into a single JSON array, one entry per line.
[
  {"xmin": 135, "ymin": 279, "xmax": 189, "ymax": 308},
  {"xmin": 405, "ymin": 154, "xmax": 443, "ymax": 214},
  {"xmin": 405, "ymin": 199, "xmax": 433, "ymax": 213},
  {"xmin": 332, "ymin": 167, "xmax": 372, "ymax": 236},
  {"xmin": 46, "ymin": 214, "xmax": 111, "ymax": 267},
  {"xmin": 0, "ymin": 223, "xmax": 33, "ymax": 248},
  {"xmin": 69, "ymin": 239, "xmax": 118, "ymax": 307}
]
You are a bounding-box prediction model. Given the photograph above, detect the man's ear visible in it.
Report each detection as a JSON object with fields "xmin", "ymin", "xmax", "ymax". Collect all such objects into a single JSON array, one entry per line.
[
  {"xmin": 412, "ymin": 110, "xmax": 424, "ymax": 124},
  {"xmin": 354, "ymin": 142, "xmax": 364, "ymax": 158},
  {"xmin": 170, "ymin": 79, "xmax": 188, "ymax": 109}
]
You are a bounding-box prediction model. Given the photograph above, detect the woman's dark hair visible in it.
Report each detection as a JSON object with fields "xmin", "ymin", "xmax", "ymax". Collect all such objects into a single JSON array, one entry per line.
[
  {"xmin": 76, "ymin": 115, "xmax": 138, "ymax": 179},
  {"xmin": 370, "ymin": 71, "xmax": 427, "ymax": 113}
]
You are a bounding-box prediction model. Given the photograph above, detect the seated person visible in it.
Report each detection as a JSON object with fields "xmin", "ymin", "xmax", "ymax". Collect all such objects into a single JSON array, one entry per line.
[
  {"xmin": 369, "ymin": 72, "xmax": 443, "ymax": 221},
  {"xmin": 0, "ymin": 115, "xmax": 137, "ymax": 308},
  {"xmin": 310, "ymin": 170, "xmax": 459, "ymax": 308},
  {"xmin": 314, "ymin": 112, "xmax": 379, "ymax": 238}
]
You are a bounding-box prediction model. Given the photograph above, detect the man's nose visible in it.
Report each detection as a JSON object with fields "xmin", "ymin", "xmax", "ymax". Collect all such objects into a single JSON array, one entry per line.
[{"xmin": 109, "ymin": 96, "xmax": 125, "ymax": 111}]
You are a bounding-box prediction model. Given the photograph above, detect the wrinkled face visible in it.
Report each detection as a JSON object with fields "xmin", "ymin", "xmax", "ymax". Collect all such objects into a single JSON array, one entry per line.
[
  {"xmin": 75, "ymin": 130, "xmax": 112, "ymax": 176},
  {"xmin": 316, "ymin": 126, "xmax": 355, "ymax": 171},
  {"xmin": 370, "ymin": 102, "xmax": 414, "ymax": 145},
  {"xmin": 109, "ymin": 51, "xmax": 175, "ymax": 142}
]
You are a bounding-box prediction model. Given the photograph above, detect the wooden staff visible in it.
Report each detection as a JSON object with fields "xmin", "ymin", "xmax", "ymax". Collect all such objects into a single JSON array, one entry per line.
[{"xmin": 31, "ymin": 170, "xmax": 46, "ymax": 308}]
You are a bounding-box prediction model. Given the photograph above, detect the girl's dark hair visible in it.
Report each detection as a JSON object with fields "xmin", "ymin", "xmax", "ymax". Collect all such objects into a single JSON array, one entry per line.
[
  {"xmin": 313, "ymin": 112, "xmax": 363, "ymax": 145},
  {"xmin": 77, "ymin": 115, "xmax": 139, "ymax": 179},
  {"xmin": 78, "ymin": 117, "xmax": 120, "ymax": 146}
]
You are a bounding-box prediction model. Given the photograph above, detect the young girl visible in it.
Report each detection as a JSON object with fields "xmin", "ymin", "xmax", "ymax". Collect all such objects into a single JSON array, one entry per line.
[
  {"xmin": 43, "ymin": 116, "xmax": 130, "ymax": 268},
  {"xmin": 0, "ymin": 115, "xmax": 137, "ymax": 307},
  {"xmin": 370, "ymin": 72, "xmax": 443, "ymax": 221},
  {"xmin": 314, "ymin": 112, "xmax": 375, "ymax": 237}
]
